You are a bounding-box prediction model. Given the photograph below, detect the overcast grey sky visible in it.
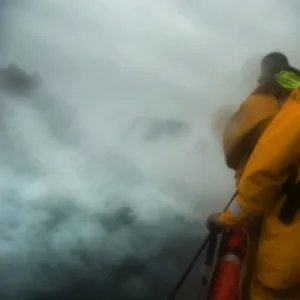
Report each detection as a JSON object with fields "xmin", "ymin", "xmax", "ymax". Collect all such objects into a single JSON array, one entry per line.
[{"xmin": 0, "ymin": 1, "xmax": 300, "ymax": 299}]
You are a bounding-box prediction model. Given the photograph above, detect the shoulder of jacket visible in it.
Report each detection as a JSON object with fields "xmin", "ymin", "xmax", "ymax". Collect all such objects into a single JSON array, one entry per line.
[
  {"xmin": 241, "ymin": 93, "xmax": 280, "ymax": 111},
  {"xmin": 244, "ymin": 93, "xmax": 277, "ymax": 103}
]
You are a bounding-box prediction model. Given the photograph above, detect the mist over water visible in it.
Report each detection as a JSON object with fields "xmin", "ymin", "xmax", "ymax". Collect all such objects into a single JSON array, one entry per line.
[{"xmin": 0, "ymin": 1, "xmax": 299, "ymax": 299}]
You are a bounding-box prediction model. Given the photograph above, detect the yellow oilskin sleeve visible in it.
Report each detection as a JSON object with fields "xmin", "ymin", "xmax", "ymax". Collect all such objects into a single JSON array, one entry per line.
[
  {"xmin": 219, "ymin": 89, "xmax": 300, "ymax": 227},
  {"xmin": 219, "ymin": 199, "xmax": 249, "ymax": 227}
]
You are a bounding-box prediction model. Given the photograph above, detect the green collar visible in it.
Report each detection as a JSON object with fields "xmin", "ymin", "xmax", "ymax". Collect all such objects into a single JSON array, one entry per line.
[{"xmin": 275, "ymin": 71, "xmax": 300, "ymax": 90}]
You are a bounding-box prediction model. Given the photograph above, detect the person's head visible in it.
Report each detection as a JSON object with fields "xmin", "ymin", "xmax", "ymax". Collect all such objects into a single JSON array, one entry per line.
[
  {"xmin": 259, "ymin": 52, "xmax": 300, "ymax": 83},
  {"xmin": 259, "ymin": 52, "xmax": 290, "ymax": 83},
  {"xmin": 252, "ymin": 52, "xmax": 300, "ymax": 99}
]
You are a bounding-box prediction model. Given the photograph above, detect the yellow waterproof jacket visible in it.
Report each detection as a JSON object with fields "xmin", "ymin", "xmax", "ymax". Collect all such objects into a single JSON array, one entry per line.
[
  {"xmin": 223, "ymin": 87, "xmax": 281, "ymax": 183},
  {"xmin": 219, "ymin": 73, "xmax": 300, "ymax": 290}
]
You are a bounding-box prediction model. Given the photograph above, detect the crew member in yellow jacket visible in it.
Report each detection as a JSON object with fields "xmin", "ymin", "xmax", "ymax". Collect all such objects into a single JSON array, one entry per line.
[
  {"xmin": 208, "ymin": 54, "xmax": 300, "ymax": 300},
  {"xmin": 222, "ymin": 52, "xmax": 289, "ymax": 183}
]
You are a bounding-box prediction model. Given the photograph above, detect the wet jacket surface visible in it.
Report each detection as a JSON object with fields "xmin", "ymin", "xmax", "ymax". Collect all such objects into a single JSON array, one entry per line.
[
  {"xmin": 219, "ymin": 87, "xmax": 300, "ymax": 290},
  {"xmin": 223, "ymin": 89, "xmax": 281, "ymax": 183}
]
